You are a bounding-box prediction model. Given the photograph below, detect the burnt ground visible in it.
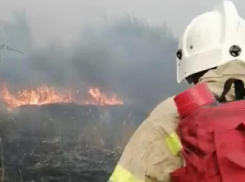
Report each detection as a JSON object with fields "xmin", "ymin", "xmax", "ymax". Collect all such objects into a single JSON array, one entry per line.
[{"xmin": 0, "ymin": 104, "xmax": 147, "ymax": 182}]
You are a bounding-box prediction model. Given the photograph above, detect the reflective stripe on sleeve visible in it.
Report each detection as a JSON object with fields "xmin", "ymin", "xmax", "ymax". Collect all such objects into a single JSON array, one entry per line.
[
  {"xmin": 109, "ymin": 165, "xmax": 145, "ymax": 182},
  {"xmin": 166, "ymin": 132, "xmax": 182, "ymax": 155}
]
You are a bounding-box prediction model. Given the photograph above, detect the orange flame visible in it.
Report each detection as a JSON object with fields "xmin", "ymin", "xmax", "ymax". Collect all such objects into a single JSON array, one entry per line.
[
  {"xmin": 83, "ymin": 88, "xmax": 124, "ymax": 106},
  {"xmin": 0, "ymin": 84, "xmax": 123, "ymax": 109}
]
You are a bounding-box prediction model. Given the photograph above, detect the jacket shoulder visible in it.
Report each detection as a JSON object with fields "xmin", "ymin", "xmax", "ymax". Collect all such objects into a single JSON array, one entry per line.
[{"xmin": 146, "ymin": 96, "xmax": 179, "ymax": 127}]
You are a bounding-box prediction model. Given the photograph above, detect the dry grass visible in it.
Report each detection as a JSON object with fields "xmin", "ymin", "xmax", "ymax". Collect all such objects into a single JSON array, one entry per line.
[
  {"xmin": 78, "ymin": 118, "xmax": 138, "ymax": 152},
  {"xmin": 0, "ymin": 105, "xmax": 143, "ymax": 182}
]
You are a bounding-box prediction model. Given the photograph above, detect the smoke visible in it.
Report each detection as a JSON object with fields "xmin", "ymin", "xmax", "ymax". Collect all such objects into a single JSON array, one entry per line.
[{"xmin": 0, "ymin": 12, "xmax": 187, "ymax": 111}]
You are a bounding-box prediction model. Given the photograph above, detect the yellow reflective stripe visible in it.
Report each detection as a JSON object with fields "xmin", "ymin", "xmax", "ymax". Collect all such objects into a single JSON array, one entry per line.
[
  {"xmin": 109, "ymin": 165, "xmax": 144, "ymax": 182},
  {"xmin": 166, "ymin": 132, "xmax": 182, "ymax": 155}
]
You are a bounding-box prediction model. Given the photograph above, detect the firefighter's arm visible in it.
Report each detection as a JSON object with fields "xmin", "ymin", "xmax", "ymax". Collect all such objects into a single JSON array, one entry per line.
[
  {"xmin": 108, "ymin": 123, "xmax": 182, "ymax": 182},
  {"xmin": 108, "ymin": 97, "xmax": 182, "ymax": 182}
]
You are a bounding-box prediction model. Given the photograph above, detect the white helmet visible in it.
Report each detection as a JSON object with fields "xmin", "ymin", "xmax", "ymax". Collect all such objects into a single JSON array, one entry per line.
[{"xmin": 177, "ymin": 1, "xmax": 245, "ymax": 83}]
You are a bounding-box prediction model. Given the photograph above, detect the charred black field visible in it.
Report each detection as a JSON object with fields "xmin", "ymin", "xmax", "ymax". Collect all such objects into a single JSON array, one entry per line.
[{"xmin": 0, "ymin": 104, "xmax": 147, "ymax": 182}]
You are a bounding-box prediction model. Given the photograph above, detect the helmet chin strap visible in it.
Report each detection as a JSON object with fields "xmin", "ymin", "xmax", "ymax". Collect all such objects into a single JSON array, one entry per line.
[{"xmin": 218, "ymin": 78, "xmax": 245, "ymax": 102}]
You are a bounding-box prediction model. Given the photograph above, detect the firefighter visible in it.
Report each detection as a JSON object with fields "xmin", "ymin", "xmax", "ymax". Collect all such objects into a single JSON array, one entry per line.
[{"xmin": 109, "ymin": 1, "xmax": 245, "ymax": 182}]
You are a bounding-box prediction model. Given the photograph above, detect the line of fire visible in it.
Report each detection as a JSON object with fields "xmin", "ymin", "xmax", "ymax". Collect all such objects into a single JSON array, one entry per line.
[{"xmin": 0, "ymin": 83, "xmax": 124, "ymax": 110}]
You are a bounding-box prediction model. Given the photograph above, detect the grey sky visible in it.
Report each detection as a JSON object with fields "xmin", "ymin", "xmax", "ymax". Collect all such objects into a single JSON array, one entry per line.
[
  {"xmin": 2, "ymin": 0, "xmax": 245, "ymax": 108},
  {"xmin": 0, "ymin": 0, "xmax": 244, "ymax": 46}
]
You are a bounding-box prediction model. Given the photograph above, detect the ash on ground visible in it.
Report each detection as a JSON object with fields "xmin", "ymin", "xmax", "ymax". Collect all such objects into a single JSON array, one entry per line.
[{"xmin": 0, "ymin": 104, "xmax": 147, "ymax": 182}]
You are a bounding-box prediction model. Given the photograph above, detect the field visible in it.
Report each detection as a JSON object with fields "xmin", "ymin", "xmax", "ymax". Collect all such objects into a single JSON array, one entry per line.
[{"xmin": 0, "ymin": 104, "xmax": 147, "ymax": 182}]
